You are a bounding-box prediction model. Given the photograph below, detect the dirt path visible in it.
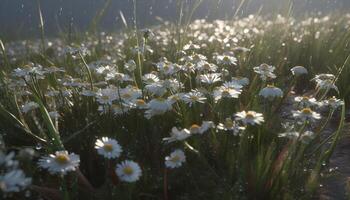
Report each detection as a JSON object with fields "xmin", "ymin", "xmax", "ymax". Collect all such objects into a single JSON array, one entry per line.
[{"xmin": 318, "ymin": 121, "xmax": 350, "ymax": 200}]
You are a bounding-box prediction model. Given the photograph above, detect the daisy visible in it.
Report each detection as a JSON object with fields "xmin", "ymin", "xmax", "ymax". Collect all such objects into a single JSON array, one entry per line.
[
  {"xmin": 191, "ymin": 54, "xmax": 207, "ymax": 63},
  {"xmin": 294, "ymin": 96, "xmax": 319, "ymax": 108},
  {"xmin": 189, "ymin": 121, "xmax": 214, "ymax": 134},
  {"xmin": 116, "ymin": 160, "xmax": 142, "ymax": 183},
  {"xmin": 21, "ymin": 102, "xmax": 39, "ymax": 113},
  {"xmin": 253, "ymin": 63, "xmax": 276, "ymax": 81},
  {"xmin": 230, "ymin": 77, "xmax": 250, "ymax": 86},
  {"xmin": 147, "ymin": 98, "xmax": 172, "ymax": 112},
  {"xmin": 128, "ymin": 99, "xmax": 148, "ymax": 109},
  {"xmin": 145, "ymin": 82, "xmax": 167, "ymax": 96},
  {"xmin": 213, "ymin": 86, "xmax": 242, "ymax": 102},
  {"xmin": 312, "ymin": 74, "xmax": 338, "ymax": 93},
  {"xmin": 118, "ymin": 86, "xmax": 142, "ymax": 102},
  {"xmin": 259, "ymin": 85, "xmax": 283, "ymax": 99},
  {"xmin": 142, "ymin": 73, "xmax": 160, "ymax": 84},
  {"xmin": 38, "ymin": 151, "xmax": 80, "ymax": 175},
  {"xmin": 95, "ymin": 137, "xmax": 123, "ymax": 159},
  {"xmin": 183, "ymin": 42, "xmax": 200, "ymax": 51},
  {"xmin": 291, "ymin": 66, "xmax": 308, "ymax": 76},
  {"xmin": 124, "ymin": 60, "xmax": 136, "ymax": 72},
  {"xmin": 163, "ymin": 79, "xmax": 183, "ymax": 93},
  {"xmin": 96, "ymin": 88, "xmax": 117, "ymax": 105},
  {"xmin": 217, "ymin": 118, "xmax": 245, "ymax": 135},
  {"xmin": 215, "ymin": 55, "xmax": 237, "ymax": 66},
  {"xmin": 196, "ymin": 61, "xmax": 218, "ymax": 72},
  {"xmin": 0, "ymin": 170, "xmax": 31, "ymax": 193},
  {"xmin": 199, "ymin": 73, "xmax": 222, "ymax": 85},
  {"xmin": 322, "ymin": 96, "xmax": 344, "ymax": 109},
  {"xmin": 108, "ymin": 72, "xmax": 132, "ymax": 83},
  {"xmin": 163, "ymin": 127, "xmax": 191, "ymax": 143},
  {"xmin": 181, "ymin": 90, "xmax": 207, "ymax": 107},
  {"xmin": 144, "ymin": 98, "xmax": 173, "ymax": 119},
  {"xmin": 235, "ymin": 111, "xmax": 264, "ymax": 125},
  {"xmin": 165, "ymin": 149, "xmax": 186, "ymax": 169},
  {"xmin": 292, "ymin": 108, "xmax": 321, "ymax": 122}
]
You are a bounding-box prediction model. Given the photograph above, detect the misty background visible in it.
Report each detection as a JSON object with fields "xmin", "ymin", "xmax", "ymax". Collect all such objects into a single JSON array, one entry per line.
[{"xmin": 0, "ymin": 0, "xmax": 349, "ymax": 40}]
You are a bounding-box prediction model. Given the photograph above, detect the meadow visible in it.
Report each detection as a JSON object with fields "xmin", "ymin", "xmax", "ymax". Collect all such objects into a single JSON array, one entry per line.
[{"xmin": 0, "ymin": 2, "xmax": 350, "ymax": 199}]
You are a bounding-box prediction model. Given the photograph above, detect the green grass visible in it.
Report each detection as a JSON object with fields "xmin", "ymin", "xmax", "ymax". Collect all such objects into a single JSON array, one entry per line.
[{"xmin": 0, "ymin": 12, "xmax": 349, "ymax": 200}]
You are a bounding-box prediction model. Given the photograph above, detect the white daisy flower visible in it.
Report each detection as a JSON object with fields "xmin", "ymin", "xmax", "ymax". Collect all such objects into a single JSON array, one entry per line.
[
  {"xmin": 111, "ymin": 104, "xmax": 130, "ymax": 116},
  {"xmin": 128, "ymin": 99, "xmax": 148, "ymax": 109},
  {"xmin": 115, "ymin": 160, "xmax": 142, "ymax": 183},
  {"xmin": 108, "ymin": 72, "xmax": 132, "ymax": 83},
  {"xmin": 165, "ymin": 149, "xmax": 186, "ymax": 169},
  {"xmin": 118, "ymin": 86, "xmax": 142, "ymax": 102},
  {"xmin": 312, "ymin": 74, "xmax": 338, "ymax": 93},
  {"xmin": 294, "ymin": 96, "xmax": 319, "ymax": 108},
  {"xmin": 253, "ymin": 64, "xmax": 276, "ymax": 81},
  {"xmin": 213, "ymin": 86, "xmax": 242, "ymax": 102},
  {"xmin": 235, "ymin": 111, "xmax": 264, "ymax": 125},
  {"xmin": 144, "ymin": 98, "xmax": 173, "ymax": 119},
  {"xmin": 322, "ymin": 96, "xmax": 344, "ymax": 109},
  {"xmin": 163, "ymin": 127, "xmax": 191, "ymax": 143},
  {"xmin": 195, "ymin": 61, "xmax": 218, "ymax": 72},
  {"xmin": 181, "ymin": 90, "xmax": 207, "ymax": 107},
  {"xmin": 21, "ymin": 102, "xmax": 39, "ymax": 113},
  {"xmin": 259, "ymin": 85, "xmax": 283, "ymax": 99},
  {"xmin": 183, "ymin": 42, "xmax": 200, "ymax": 51},
  {"xmin": 292, "ymin": 108, "xmax": 321, "ymax": 122},
  {"xmin": 0, "ymin": 170, "xmax": 31, "ymax": 193},
  {"xmin": 95, "ymin": 137, "xmax": 123, "ymax": 159},
  {"xmin": 291, "ymin": 66, "xmax": 308, "ymax": 76},
  {"xmin": 145, "ymin": 82, "xmax": 167, "ymax": 96},
  {"xmin": 189, "ymin": 121, "xmax": 214, "ymax": 134},
  {"xmin": 217, "ymin": 118, "xmax": 245, "ymax": 135},
  {"xmin": 156, "ymin": 58, "xmax": 179, "ymax": 75},
  {"xmin": 96, "ymin": 88, "xmax": 118, "ymax": 105},
  {"xmin": 164, "ymin": 79, "xmax": 183, "ymax": 93},
  {"xmin": 230, "ymin": 77, "xmax": 250, "ymax": 86},
  {"xmin": 191, "ymin": 54, "xmax": 207, "ymax": 63},
  {"xmin": 215, "ymin": 55, "xmax": 237, "ymax": 66},
  {"xmin": 142, "ymin": 73, "xmax": 160, "ymax": 84},
  {"xmin": 199, "ymin": 73, "xmax": 222, "ymax": 85},
  {"xmin": 124, "ymin": 60, "xmax": 137, "ymax": 72},
  {"xmin": 38, "ymin": 151, "xmax": 80, "ymax": 175}
]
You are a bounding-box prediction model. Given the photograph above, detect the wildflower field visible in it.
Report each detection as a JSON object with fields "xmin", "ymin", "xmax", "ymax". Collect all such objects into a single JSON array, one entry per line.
[{"xmin": 0, "ymin": 2, "xmax": 350, "ymax": 200}]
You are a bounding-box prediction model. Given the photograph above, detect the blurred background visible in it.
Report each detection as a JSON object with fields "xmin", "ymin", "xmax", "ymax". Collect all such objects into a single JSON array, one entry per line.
[{"xmin": 0, "ymin": 0, "xmax": 348, "ymax": 40}]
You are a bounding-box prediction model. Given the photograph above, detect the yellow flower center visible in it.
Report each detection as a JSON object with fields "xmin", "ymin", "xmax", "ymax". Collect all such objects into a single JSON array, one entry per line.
[
  {"xmin": 223, "ymin": 56, "xmax": 230, "ymax": 62},
  {"xmin": 203, "ymin": 63, "xmax": 210, "ymax": 70},
  {"xmin": 246, "ymin": 112, "xmax": 255, "ymax": 119},
  {"xmin": 103, "ymin": 144, "xmax": 114, "ymax": 152},
  {"xmin": 123, "ymin": 166, "xmax": 134, "ymax": 175},
  {"xmin": 302, "ymin": 96, "xmax": 309, "ymax": 101},
  {"xmin": 136, "ymin": 99, "xmax": 146, "ymax": 105},
  {"xmin": 260, "ymin": 64, "xmax": 270, "ymax": 71},
  {"xmin": 121, "ymin": 93, "xmax": 132, "ymax": 99},
  {"xmin": 224, "ymin": 119, "xmax": 234, "ymax": 128},
  {"xmin": 222, "ymin": 89, "xmax": 230, "ymax": 96},
  {"xmin": 301, "ymin": 108, "xmax": 312, "ymax": 114},
  {"xmin": 190, "ymin": 96, "xmax": 199, "ymax": 101},
  {"xmin": 328, "ymin": 96, "xmax": 336, "ymax": 103},
  {"xmin": 55, "ymin": 154, "xmax": 70, "ymax": 164},
  {"xmin": 170, "ymin": 155, "xmax": 180, "ymax": 163},
  {"xmin": 101, "ymin": 95, "xmax": 110, "ymax": 100},
  {"xmin": 190, "ymin": 124, "xmax": 200, "ymax": 133}
]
